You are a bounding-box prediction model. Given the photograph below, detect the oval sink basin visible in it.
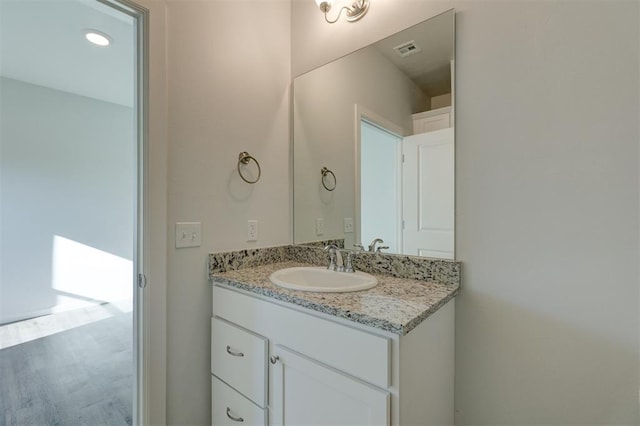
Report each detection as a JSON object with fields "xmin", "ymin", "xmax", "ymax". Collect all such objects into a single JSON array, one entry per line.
[{"xmin": 269, "ymin": 267, "xmax": 378, "ymax": 293}]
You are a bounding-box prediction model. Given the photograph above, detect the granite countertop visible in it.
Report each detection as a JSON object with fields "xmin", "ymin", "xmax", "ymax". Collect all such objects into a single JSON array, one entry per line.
[{"xmin": 211, "ymin": 260, "xmax": 459, "ymax": 336}]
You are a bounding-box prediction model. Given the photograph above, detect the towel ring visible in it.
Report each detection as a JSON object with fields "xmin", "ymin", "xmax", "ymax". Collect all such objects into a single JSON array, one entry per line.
[
  {"xmin": 321, "ymin": 166, "xmax": 336, "ymax": 191},
  {"xmin": 237, "ymin": 151, "xmax": 261, "ymax": 184}
]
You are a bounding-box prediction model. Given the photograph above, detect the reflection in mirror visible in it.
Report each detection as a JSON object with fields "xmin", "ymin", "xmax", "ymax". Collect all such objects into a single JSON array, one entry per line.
[{"xmin": 293, "ymin": 10, "xmax": 455, "ymax": 259}]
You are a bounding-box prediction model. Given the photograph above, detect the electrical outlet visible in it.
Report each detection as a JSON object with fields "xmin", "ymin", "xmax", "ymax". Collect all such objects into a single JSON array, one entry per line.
[
  {"xmin": 316, "ymin": 218, "xmax": 324, "ymax": 236},
  {"xmin": 344, "ymin": 217, "xmax": 354, "ymax": 233},
  {"xmin": 175, "ymin": 222, "xmax": 202, "ymax": 248},
  {"xmin": 247, "ymin": 220, "xmax": 258, "ymax": 241}
]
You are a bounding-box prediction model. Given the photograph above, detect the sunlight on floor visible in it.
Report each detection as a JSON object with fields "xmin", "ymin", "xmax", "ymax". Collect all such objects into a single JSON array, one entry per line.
[{"xmin": 0, "ymin": 300, "xmax": 132, "ymax": 350}]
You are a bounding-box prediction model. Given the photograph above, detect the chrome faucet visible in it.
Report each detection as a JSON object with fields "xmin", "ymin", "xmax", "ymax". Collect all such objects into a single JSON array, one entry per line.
[
  {"xmin": 367, "ymin": 238, "xmax": 385, "ymax": 252},
  {"xmin": 323, "ymin": 244, "xmax": 344, "ymax": 271}
]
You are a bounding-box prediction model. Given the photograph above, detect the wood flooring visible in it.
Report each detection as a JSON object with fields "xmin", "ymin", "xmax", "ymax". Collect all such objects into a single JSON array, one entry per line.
[{"xmin": 0, "ymin": 304, "xmax": 133, "ymax": 425}]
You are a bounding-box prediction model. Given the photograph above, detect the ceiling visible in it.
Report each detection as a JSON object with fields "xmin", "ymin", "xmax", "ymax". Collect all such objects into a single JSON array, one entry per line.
[
  {"xmin": 374, "ymin": 10, "xmax": 454, "ymax": 97},
  {"xmin": 0, "ymin": 0, "xmax": 134, "ymax": 107},
  {"xmin": 0, "ymin": 2, "xmax": 452, "ymax": 106}
]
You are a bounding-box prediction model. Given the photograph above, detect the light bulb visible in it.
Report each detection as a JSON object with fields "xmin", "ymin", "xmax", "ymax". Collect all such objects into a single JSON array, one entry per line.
[{"xmin": 84, "ymin": 30, "xmax": 111, "ymax": 47}]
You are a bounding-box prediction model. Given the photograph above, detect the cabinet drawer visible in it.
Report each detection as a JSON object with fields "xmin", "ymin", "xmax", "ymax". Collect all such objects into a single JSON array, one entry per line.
[
  {"xmin": 212, "ymin": 375, "xmax": 267, "ymax": 426},
  {"xmin": 211, "ymin": 316, "xmax": 267, "ymax": 407},
  {"xmin": 213, "ymin": 286, "xmax": 390, "ymax": 389}
]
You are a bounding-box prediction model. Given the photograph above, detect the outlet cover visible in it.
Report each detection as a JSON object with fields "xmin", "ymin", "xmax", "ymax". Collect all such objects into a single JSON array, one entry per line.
[
  {"xmin": 344, "ymin": 217, "xmax": 354, "ymax": 233},
  {"xmin": 316, "ymin": 218, "xmax": 324, "ymax": 236},
  {"xmin": 176, "ymin": 222, "xmax": 202, "ymax": 248},
  {"xmin": 247, "ymin": 220, "xmax": 258, "ymax": 241}
]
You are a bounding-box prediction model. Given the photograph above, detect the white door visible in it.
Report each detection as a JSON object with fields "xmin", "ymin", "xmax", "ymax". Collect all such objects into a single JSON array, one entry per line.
[
  {"xmin": 402, "ymin": 128, "xmax": 454, "ymax": 259},
  {"xmin": 271, "ymin": 345, "xmax": 389, "ymax": 426}
]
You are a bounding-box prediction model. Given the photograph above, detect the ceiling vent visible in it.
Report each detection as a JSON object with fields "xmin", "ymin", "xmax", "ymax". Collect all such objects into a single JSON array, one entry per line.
[{"xmin": 393, "ymin": 40, "xmax": 422, "ymax": 57}]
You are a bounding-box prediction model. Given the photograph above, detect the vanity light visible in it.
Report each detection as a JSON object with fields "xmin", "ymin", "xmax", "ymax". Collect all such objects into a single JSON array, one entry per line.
[
  {"xmin": 314, "ymin": 0, "xmax": 369, "ymax": 23},
  {"xmin": 84, "ymin": 30, "xmax": 111, "ymax": 47}
]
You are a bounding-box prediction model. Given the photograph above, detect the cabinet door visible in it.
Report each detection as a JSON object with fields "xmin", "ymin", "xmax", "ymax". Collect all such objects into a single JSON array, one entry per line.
[{"xmin": 271, "ymin": 345, "xmax": 389, "ymax": 426}]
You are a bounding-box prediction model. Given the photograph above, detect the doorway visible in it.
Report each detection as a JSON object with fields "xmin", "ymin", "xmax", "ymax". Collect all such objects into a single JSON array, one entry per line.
[
  {"xmin": 359, "ymin": 119, "xmax": 403, "ymax": 253},
  {"xmin": 0, "ymin": 0, "xmax": 147, "ymax": 423}
]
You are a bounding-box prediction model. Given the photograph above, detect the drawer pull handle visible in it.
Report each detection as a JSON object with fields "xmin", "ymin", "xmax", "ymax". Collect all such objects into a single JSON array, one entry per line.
[
  {"xmin": 226, "ymin": 345, "xmax": 244, "ymax": 357},
  {"xmin": 226, "ymin": 407, "xmax": 244, "ymax": 422},
  {"xmin": 270, "ymin": 355, "xmax": 280, "ymax": 364}
]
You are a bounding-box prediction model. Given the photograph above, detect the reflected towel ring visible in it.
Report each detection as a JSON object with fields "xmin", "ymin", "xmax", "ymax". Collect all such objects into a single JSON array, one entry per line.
[
  {"xmin": 321, "ymin": 166, "xmax": 336, "ymax": 191},
  {"xmin": 237, "ymin": 151, "xmax": 261, "ymax": 184}
]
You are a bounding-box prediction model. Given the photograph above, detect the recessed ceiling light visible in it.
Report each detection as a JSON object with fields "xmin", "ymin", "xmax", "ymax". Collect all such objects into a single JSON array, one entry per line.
[{"xmin": 84, "ymin": 30, "xmax": 111, "ymax": 47}]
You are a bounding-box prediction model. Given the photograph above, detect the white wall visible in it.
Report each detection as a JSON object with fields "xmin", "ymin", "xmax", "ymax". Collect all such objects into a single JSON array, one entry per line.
[
  {"xmin": 291, "ymin": 0, "xmax": 640, "ymax": 425},
  {"xmin": 0, "ymin": 77, "xmax": 134, "ymax": 324},
  {"xmin": 164, "ymin": 1, "xmax": 290, "ymax": 424}
]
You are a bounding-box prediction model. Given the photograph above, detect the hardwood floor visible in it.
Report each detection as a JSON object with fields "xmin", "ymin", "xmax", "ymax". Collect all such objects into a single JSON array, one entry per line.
[{"xmin": 0, "ymin": 303, "xmax": 133, "ymax": 425}]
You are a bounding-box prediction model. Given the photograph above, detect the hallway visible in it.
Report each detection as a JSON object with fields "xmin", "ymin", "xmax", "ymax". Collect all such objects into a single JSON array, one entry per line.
[{"xmin": 0, "ymin": 303, "xmax": 132, "ymax": 425}]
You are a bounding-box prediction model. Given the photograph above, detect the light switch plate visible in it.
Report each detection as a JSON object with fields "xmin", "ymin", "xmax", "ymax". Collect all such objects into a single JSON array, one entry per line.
[{"xmin": 176, "ymin": 222, "xmax": 202, "ymax": 248}]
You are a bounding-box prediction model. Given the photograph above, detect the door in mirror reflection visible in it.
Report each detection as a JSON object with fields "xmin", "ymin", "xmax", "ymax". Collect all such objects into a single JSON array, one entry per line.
[{"xmin": 402, "ymin": 128, "xmax": 454, "ymax": 259}]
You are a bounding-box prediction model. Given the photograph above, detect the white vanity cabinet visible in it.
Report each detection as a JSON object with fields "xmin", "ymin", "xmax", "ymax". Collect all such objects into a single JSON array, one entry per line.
[{"xmin": 211, "ymin": 285, "xmax": 455, "ymax": 426}]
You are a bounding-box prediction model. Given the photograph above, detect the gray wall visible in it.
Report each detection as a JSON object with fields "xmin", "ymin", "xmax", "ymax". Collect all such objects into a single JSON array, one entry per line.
[
  {"xmin": 0, "ymin": 77, "xmax": 134, "ymax": 324},
  {"xmin": 454, "ymin": 2, "xmax": 638, "ymax": 423},
  {"xmin": 163, "ymin": 1, "xmax": 291, "ymax": 424}
]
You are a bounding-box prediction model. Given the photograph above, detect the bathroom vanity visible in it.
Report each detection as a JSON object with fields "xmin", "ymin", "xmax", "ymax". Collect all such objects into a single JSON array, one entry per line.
[{"xmin": 209, "ymin": 247, "xmax": 459, "ymax": 426}]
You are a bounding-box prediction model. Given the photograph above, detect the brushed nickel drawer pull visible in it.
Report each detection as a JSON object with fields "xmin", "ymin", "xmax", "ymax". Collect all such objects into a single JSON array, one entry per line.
[
  {"xmin": 226, "ymin": 407, "xmax": 244, "ymax": 422},
  {"xmin": 226, "ymin": 345, "xmax": 244, "ymax": 357}
]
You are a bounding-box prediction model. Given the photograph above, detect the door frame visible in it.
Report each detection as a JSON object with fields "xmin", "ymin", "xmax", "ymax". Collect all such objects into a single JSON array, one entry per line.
[
  {"xmin": 96, "ymin": 1, "xmax": 152, "ymax": 424},
  {"xmin": 354, "ymin": 105, "xmax": 404, "ymax": 250}
]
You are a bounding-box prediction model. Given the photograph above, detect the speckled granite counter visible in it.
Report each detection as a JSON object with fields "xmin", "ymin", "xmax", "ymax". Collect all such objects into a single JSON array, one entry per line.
[{"xmin": 209, "ymin": 246, "xmax": 460, "ymax": 335}]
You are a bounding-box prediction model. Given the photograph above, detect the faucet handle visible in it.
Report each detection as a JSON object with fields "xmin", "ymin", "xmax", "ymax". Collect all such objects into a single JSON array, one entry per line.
[
  {"xmin": 352, "ymin": 244, "xmax": 365, "ymax": 251},
  {"xmin": 375, "ymin": 245, "xmax": 389, "ymax": 253},
  {"xmin": 344, "ymin": 251, "xmax": 357, "ymax": 273}
]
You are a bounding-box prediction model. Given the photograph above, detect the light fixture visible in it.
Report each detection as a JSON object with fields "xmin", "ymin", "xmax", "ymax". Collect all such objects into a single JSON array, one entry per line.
[
  {"xmin": 314, "ymin": 0, "xmax": 369, "ymax": 24},
  {"xmin": 84, "ymin": 29, "xmax": 111, "ymax": 47}
]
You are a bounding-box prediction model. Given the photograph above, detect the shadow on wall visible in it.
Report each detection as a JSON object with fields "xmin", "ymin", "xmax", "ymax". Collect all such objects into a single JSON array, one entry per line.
[
  {"xmin": 0, "ymin": 78, "xmax": 135, "ymax": 324},
  {"xmin": 454, "ymin": 290, "xmax": 638, "ymax": 425}
]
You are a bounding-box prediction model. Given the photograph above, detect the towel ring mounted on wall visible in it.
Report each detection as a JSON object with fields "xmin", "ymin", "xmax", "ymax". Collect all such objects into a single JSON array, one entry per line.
[
  {"xmin": 321, "ymin": 166, "xmax": 336, "ymax": 191},
  {"xmin": 237, "ymin": 151, "xmax": 261, "ymax": 184}
]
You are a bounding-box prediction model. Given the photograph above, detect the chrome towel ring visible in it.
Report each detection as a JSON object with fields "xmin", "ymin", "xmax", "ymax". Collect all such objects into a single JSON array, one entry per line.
[
  {"xmin": 321, "ymin": 166, "xmax": 336, "ymax": 191},
  {"xmin": 237, "ymin": 151, "xmax": 261, "ymax": 184}
]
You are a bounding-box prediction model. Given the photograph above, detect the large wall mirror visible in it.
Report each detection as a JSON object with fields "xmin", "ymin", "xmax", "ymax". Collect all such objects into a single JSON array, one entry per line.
[{"xmin": 293, "ymin": 9, "xmax": 455, "ymax": 259}]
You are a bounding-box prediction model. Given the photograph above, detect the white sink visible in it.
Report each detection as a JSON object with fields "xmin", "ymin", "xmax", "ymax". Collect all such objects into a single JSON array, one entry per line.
[{"xmin": 269, "ymin": 267, "xmax": 378, "ymax": 293}]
